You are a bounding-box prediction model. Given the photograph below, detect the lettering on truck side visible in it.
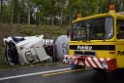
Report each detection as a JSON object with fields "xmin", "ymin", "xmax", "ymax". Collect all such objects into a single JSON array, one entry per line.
[
  {"xmin": 118, "ymin": 51, "xmax": 124, "ymax": 55},
  {"xmin": 77, "ymin": 46, "xmax": 92, "ymax": 50}
]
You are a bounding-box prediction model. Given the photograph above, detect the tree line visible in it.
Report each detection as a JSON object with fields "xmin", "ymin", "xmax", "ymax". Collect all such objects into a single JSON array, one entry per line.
[{"xmin": 0, "ymin": 0, "xmax": 124, "ymax": 26}]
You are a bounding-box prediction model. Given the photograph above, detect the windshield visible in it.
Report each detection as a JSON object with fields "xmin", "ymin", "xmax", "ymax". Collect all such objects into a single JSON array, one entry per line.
[{"xmin": 71, "ymin": 16, "xmax": 114, "ymax": 41}]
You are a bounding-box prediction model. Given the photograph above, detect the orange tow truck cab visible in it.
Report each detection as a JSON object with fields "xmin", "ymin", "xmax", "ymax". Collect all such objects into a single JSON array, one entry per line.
[{"xmin": 63, "ymin": 5, "xmax": 124, "ymax": 71}]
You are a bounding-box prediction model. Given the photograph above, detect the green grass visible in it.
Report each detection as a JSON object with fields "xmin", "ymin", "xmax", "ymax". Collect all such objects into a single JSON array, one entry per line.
[{"xmin": 0, "ymin": 24, "xmax": 68, "ymax": 69}]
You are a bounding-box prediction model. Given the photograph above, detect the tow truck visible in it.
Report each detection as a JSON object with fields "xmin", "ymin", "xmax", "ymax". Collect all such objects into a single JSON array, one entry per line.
[{"xmin": 63, "ymin": 4, "xmax": 124, "ymax": 71}]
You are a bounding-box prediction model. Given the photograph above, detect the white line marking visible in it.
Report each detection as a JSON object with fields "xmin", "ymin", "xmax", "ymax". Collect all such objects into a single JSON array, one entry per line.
[{"xmin": 0, "ymin": 68, "xmax": 71, "ymax": 81}]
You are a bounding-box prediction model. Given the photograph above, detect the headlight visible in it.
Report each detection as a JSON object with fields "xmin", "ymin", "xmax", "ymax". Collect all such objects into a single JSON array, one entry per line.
[{"xmin": 102, "ymin": 61, "xmax": 107, "ymax": 69}]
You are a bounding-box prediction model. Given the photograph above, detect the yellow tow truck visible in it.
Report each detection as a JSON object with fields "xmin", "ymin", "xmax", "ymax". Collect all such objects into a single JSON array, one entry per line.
[{"xmin": 63, "ymin": 5, "xmax": 124, "ymax": 71}]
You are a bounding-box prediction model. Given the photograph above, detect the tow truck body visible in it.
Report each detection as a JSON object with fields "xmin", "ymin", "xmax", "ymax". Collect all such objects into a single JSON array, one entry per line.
[{"xmin": 63, "ymin": 5, "xmax": 124, "ymax": 71}]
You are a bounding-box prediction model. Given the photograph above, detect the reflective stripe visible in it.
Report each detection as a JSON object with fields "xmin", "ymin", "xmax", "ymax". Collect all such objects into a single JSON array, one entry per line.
[
  {"xmin": 93, "ymin": 57, "xmax": 103, "ymax": 69},
  {"xmin": 78, "ymin": 61, "xmax": 84, "ymax": 66},
  {"xmin": 100, "ymin": 58, "xmax": 104, "ymax": 62},
  {"xmin": 88, "ymin": 57, "xmax": 97, "ymax": 68},
  {"xmin": 85, "ymin": 60, "xmax": 90, "ymax": 67},
  {"xmin": 74, "ymin": 59, "xmax": 78, "ymax": 64},
  {"xmin": 63, "ymin": 55, "xmax": 111, "ymax": 70},
  {"xmin": 107, "ymin": 58, "xmax": 111, "ymax": 61},
  {"xmin": 91, "ymin": 57, "xmax": 100, "ymax": 68}
]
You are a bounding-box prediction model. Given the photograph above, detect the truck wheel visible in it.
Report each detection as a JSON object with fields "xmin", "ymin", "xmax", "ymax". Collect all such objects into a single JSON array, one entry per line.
[
  {"xmin": 93, "ymin": 68, "xmax": 105, "ymax": 72},
  {"xmin": 4, "ymin": 47, "xmax": 15, "ymax": 66},
  {"xmin": 4, "ymin": 42, "xmax": 19, "ymax": 66},
  {"xmin": 71, "ymin": 64, "xmax": 84, "ymax": 70}
]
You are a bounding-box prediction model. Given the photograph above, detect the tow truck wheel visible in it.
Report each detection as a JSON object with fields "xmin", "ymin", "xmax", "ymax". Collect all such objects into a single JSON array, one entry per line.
[
  {"xmin": 93, "ymin": 68, "xmax": 105, "ymax": 72},
  {"xmin": 71, "ymin": 64, "xmax": 84, "ymax": 70}
]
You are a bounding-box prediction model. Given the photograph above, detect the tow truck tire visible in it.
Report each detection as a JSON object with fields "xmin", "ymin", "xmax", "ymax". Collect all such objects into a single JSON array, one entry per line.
[
  {"xmin": 93, "ymin": 68, "xmax": 105, "ymax": 72},
  {"xmin": 71, "ymin": 64, "xmax": 83, "ymax": 70}
]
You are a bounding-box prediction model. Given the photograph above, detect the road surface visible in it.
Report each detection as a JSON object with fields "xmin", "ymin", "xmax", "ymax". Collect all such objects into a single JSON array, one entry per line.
[{"xmin": 0, "ymin": 63, "xmax": 124, "ymax": 83}]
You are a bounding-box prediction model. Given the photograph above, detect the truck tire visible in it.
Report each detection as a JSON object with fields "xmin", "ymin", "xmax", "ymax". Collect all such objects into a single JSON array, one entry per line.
[
  {"xmin": 4, "ymin": 42, "xmax": 19, "ymax": 66},
  {"xmin": 71, "ymin": 64, "xmax": 84, "ymax": 70},
  {"xmin": 93, "ymin": 68, "xmax": 105, "ymax": 72},
  {"xmin": 4, "ymin": 44, "xmax": 15, "ymax": 66}
]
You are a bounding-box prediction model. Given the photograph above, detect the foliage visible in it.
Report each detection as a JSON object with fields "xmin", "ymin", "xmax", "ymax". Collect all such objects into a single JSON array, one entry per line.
[{"xmin": 1, "ymin": 0, "xmax": 124, "ymax": 25}]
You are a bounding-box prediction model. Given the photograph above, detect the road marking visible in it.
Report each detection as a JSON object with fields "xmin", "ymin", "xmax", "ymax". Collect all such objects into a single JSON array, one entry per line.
[
  {"xmin": 0, "ymin": 68, "xmax": 71, "ymax": 81},
  {"xmin": 42, "ymin": 69, "xmax": 84, "ymax": 76}
]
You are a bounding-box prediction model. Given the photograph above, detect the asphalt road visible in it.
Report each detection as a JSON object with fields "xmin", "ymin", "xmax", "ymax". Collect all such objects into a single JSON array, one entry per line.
[{"xmin": 0, "ymin": 63, "xmax": 124, "ymax": 83}]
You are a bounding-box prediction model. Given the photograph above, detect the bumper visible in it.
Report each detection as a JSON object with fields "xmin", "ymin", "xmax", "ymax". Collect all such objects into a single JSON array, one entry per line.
[{"xmin": 63, "ymin": 55, "xmax": 117, "ymax": 71}]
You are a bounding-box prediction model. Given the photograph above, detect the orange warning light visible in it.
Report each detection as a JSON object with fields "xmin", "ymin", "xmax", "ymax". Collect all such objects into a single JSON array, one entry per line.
[
  {"xmin": 77, "ymin": 12, "xmax": 81, "ymax": 18},
  {"xmin": 109, "ymin": 4, "xmax": 115, "ymax": 10}
]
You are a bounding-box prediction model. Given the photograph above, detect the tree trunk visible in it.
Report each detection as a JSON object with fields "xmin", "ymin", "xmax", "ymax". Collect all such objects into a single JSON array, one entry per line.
[
  {"xmin": 60, "ymin": 8, "xmax": 64, "ymax": 27},
  {"xmin": 18, "ymin": 13, "xmax": 20, "ymax": 24},
  {"xmin": 85, "ymin": 0, "xmax": 88, "ymax": 15},
  {"xmin": 99, "ymin": 0, "xmax": 102, "ymax": 13},
  {"xmin": 27, "ymin": 0, "xmax": 31, "ymax": 25},
  {"xmin": 59, "ymin": 0, "xmax": 66, "ymax": 27},
  {"xmin": 11, "ymin": 0, "xmax": 14, "ymax": 24},
  {"xmin": 120, "ymin": 1, "xmax": 123, "ymax": 11},
  {"xmin": 51, "ymin": 15, "xmax": 54, "ymax": 26},
  {"xmin": 0, "ymin": 0, "xmax": 3, "ymax": 23},
  {"xmin": 38, "ymin": 18, "xmax": 41, "ymax": 25},
  {"xmin": 109, "ymin": 0, "xmax": 112, "ymax": 5}
]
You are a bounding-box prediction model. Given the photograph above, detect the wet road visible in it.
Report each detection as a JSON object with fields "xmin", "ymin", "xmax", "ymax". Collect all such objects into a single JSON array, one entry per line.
[{"xmin": 0, "ymin": 64, "xmax": 124, "ymax": 83}]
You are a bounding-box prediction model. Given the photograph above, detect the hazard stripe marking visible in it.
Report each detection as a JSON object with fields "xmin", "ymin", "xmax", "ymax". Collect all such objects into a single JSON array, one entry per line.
[
  {"xmin": 63, "ymin": 55, "xmax": 110, "ymax": 69},
  {"xmin": 85, "ymin": 60, "xmax": 90, "ymax": 67},
  {"xmin": 93, "ymin": 57, "xmax": 103, "ymax": 69},
  {"xmin": 74, "ymin": 59, "xmax": 78, "ymax": 64},
  {"xmin": 78, "ymin": 61, "xmax": 84, "ymax": 66},
  {"xmin": 100, "ymin": 58, "xmax": 104, "ymax": 62},
  {"xmin": 88, "ymin": 57, "xmax": 97, "ymax": 68},
  {"xmin": 91, "ymin": 57, "xmax": 99, "ymax": 68}
]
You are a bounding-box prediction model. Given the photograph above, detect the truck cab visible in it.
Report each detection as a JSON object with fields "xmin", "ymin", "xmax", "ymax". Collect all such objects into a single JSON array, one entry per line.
[{"xmin": 63, "ymin": 5, "xmax": 124, "ymax": 71}]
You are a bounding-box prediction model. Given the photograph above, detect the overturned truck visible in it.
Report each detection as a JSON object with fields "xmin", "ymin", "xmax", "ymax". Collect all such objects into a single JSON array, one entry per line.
[{"xmin": 3, "ymin": 35, "xmax": 69, "ymax": 65}]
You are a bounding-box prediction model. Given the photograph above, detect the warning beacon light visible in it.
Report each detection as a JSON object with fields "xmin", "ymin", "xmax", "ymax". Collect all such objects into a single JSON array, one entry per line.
[
  {"xmin": 109, "ymin": 4, "xmax": 115, "ymax": 10},
  {"xmin": 76, "ymin": 12, "xmax": 81, "ymax": 19}
]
